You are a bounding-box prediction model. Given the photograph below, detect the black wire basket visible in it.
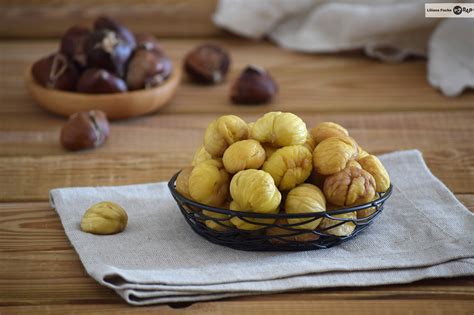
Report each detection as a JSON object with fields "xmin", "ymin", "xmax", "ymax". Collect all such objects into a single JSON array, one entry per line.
[{"xmin": 168, "ymin": 171, "xmax": 392, "ymax": 251}]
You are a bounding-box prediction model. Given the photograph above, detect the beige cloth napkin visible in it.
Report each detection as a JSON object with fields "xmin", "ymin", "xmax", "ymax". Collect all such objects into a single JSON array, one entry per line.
[
  {"xmin": 50, "ymin": 150, "xmax": 474, "ymax": 305},
  {"xmin": 213, "ymin": 1, "xmax": 474, "ymax": 96}
]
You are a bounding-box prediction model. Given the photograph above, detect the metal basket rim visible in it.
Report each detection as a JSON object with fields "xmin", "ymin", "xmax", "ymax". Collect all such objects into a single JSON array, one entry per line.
[{"xmin": 168, "ymin": 170, "xmax": 393, "ymax": 219}]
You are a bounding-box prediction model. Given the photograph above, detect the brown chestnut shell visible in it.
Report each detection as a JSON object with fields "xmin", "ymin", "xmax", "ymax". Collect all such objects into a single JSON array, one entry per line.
[
  {"xmin": 94, "ymin": 16, "xmax": 136, "ymax": 48},
  {"xmin": 134, "ymin": 32, "xmax": 164, "ymax": 55},
  {"xmin": 126, "ymin": 50, "xmax": 172, "ymax": 90},
  {"xmin": 230, "ymin": 65, "xmax": 278, "ymax": 104},
  {"xmin": 77, "ymin": 68, "xmax": 127, "ymax": 94},
  {"xmin": 31, "ymin": 53, "xmax": 79, "ymax": 91},
  {"xmin": 60, "ymin": 110, "xmax": 110, "ymax": 151},
  {"xmin": 85, "ymin": 29, "xmax": 134, "ymax": 77},
  {"xmin": 59, "ymin": 25, "xmax": 91, "ymax": 67},
  {"xmin": 184, "ymin": 44, "xmax": 230, "ymax": 84}
]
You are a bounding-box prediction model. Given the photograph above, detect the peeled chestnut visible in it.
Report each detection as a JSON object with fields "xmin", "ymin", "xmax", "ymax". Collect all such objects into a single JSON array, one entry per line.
[
  {"xmin": 184, "ymin": 44, "xmax": 230, "ymax": 84},
  {"xmin": 230, "ymin": 65, "xmax": 278, "ymax": 104},
  {"xmin": 31, "ymin": 53, "xmax": 79, "ymax": 91},
  {"xmin": 77, "ymin": 68, "xmax": 127, "ymax": 94},
  {"xmin": 60, "ymin": 110, "xmax": 110, "ymax": 151},
  {"xmin": 85, "ymin": 29, "xmax": 134, "ymax": 77},
  {"xmin": 126, "ymin": 50, "xmax": 172, "ymax": 90},
  {"xmin": 59, "ymin": 25, "xmax": 91, "ymax": 67},
  {"xmin": 94, "ymin": 16, "xmax": 136, "ymax": 48},
  {"xmin": 135, "ymin": 32, "xmax": 163, "ymax": 54}
]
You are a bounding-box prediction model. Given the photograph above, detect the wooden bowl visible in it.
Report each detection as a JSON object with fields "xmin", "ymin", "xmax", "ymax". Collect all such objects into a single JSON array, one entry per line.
[{"xmin": 25, "ymin": 66, "xmax": 181, "ymax": 120}]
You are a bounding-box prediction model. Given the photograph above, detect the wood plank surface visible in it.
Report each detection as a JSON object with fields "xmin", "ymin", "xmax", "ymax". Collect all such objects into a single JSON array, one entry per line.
[
  {"xmin": 0, "ymin": 40, "xmax": 473, "ymax": 116},
  {"xmin": 457, "ymin": 194, "xmax": 474, "ymax": 210},
  {"xmin": 1, "ymin": 111, "xmax": 473, "ymax": 201},
  {"xmin": 0, "ymin": 201, "xmax": 473, "ymax": 309},
  {"xmin": 1, "ymin": 299, "xmax": 474, "ymax": 315},
  {"xmin": 0, "ymin": 0, "xmax": 220, "ymax": 39}
]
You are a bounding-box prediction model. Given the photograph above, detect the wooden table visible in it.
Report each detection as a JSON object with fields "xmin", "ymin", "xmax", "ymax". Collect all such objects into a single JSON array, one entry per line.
[{"xmin": 1, "ymin": 36, "xmax": 473, "ymax": 314}]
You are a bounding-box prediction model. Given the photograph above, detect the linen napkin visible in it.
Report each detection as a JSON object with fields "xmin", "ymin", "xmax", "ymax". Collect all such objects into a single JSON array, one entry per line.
[
  {"xmin": 213, "ymin": 1, "xmax": 474, "ymax": 96},
  {"xmin": 50, "ymin": 150, "xmax": 474, "ymax": 305}
]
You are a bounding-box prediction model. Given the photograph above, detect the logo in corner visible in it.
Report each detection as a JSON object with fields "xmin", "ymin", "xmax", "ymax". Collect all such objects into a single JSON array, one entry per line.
[{"xmin": 453, "ymin": 5, "xmax": 462, "ymax": 15}]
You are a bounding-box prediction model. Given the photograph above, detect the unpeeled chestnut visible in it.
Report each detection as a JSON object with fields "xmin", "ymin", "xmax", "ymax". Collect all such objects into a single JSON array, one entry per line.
[
  {"xmin": 184, "ymin": 44, "xmax": 230, "ymax": 84},
  {"xmin": 60, "ymin": 110, "xmax": 110, "ymax": 151},
  {"xmin": 230, "ymin": 65, "xmax": 278, "ymax": 104},
  {"xmin": 94, "ymin": 16, "xmax": 136, "ymax": 48},
  {"xmin": 85, "ymin": 29, "xmax": 134, "ymax": 77},
  {"xmin": 135, "ymin": 32, "xmax": 163, "ymax": 55},
  {"xmin": 126, "ymin": 50, "xmax": 172, "ymax": 90},
  {"xmin": 77, "ymin": 68, "xmax": 127, "ymax": 94},
  {"xmin": 31, "ymin": 53, "xmax": 79, "ymax": 91},
  {"xmin": 59, "ymin": 25, "xmax": 90, "ymax": 67}
]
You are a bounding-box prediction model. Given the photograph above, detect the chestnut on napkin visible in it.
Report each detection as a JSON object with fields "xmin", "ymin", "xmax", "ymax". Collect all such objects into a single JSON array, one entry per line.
[{"xmin": 50, "ymin": 150, "xmax": 474, "ymax": 305}]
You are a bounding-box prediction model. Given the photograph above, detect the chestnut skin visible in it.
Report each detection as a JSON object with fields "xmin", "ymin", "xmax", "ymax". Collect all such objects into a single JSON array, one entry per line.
[
  {"xmin": 184, "ymin": 44, "xmax": 230, "ymax": 84},
  {"xmin": 85, "ymin": 29, "xmax": 134, "ymax": 77},
  {"xmin": 134, "ymin": 32, "xmax": 163, "ymax": 55},
  {"xmin": 31, "ymin": 53, "xmax": 79, "ymax": 91},
  {"xmin": 94, "ymin": 16, "xmax": 136, "ymax": 48},
  {"xmin": 59, "ymin": 25, "xmax": 90, "ymax": 67},
  {"xmin": 230, "ymin": 65, "xmax": 278, "ymax": 104},
  {"xmin": 76, "ymin": 68, "xmax": 127, "ymax": 94},
  {"xmin": 60, "ymin": 110, "xmax": 110, "ymax": 151},
  {"xmin": 126, "ymin": 50, "xmax": 172, "ymax": 90}
]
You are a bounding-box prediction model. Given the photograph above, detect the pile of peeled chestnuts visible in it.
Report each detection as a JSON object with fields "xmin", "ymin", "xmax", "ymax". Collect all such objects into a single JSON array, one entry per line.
[
  {"xmin": 31, "ymin": 16, "xmax": 173, "ymax": 94},
  {"xmin": 183, "ymin": 43, "xmax": 278, "ymax": 105},
  {"xmin": 175, "ymin": 112, "xmax": 391, "ymax": 240}
]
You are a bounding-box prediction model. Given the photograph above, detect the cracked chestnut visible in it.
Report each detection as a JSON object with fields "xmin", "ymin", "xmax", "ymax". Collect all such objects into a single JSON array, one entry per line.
[{"xmin": 31, "ymin": 53, "xmax": 79, "ymax": 91}]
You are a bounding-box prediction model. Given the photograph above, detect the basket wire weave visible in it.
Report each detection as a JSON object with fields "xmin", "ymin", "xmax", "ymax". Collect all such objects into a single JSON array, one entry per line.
[{"xmin": 168, "ymin": 171, "xmax": 392, "ymax": 251}]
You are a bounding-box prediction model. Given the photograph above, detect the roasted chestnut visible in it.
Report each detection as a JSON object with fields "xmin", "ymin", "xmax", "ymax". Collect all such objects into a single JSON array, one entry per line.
[
  {"xmin": 76, "ymin": 68, "xmax": 127, "ymax": 94},
  {"xmin": 85, "ymin": 29, "xmax": 134, "ymax": 77},
  {"xmin": 31, "ymin": 53, "xmax": 79, "ymax": 91},
  {"xmin": 59, "ymin": 25, "xmax": 90, "ymax": 67},
  {"xmin": 94, "ymin": 16, "xmax": 136, "ymax": 48},
  {"xmin": 230, "ymin": 65, "xmax": 278, "ymax": 104},
  {"xmin": 184, "ymin": 44, "xmax": 230, "ymax": 84},
  {"xmin": 126, "ymin": 50, "xmax": 172, "ymax": 90}
]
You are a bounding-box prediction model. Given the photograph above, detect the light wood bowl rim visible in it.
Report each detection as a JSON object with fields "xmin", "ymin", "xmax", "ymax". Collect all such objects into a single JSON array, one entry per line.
[{"xmin": 25, "ymin": 66, "xmax": 181, "ymax": 120}]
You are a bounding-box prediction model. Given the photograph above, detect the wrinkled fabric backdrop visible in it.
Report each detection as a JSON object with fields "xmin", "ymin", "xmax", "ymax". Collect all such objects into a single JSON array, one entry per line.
[{"xmin": 213, "ymin": 0, "xmax": 474, "ymax": 97}]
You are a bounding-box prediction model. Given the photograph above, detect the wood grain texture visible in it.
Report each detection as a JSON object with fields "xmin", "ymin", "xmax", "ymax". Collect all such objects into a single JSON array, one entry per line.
[
  {"xmin": 0, "ymin": 198, "xmax": 473, "ymax": 310},
  {"xmin": 457, "ymin": 194, "xmax": 474, "ymax": 211},
  {"xmin": 0, "ymin": 40, "xmax": 473, "ymax": 116},
  {"xmin": 0, "ymin": 111, "xmax": 473, "ymax": 201},
  {"xmin": 1, "ymin": 299, "xmax": 474, "ymax": 315},
  {"xmin": 0, "ymin": 0, "xmax": 220, "ymax": 38}
]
